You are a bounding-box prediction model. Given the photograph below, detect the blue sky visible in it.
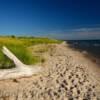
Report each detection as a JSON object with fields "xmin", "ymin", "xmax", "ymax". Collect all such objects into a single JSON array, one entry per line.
[{"xmin": 0, "ymin": 0, "xmax": 100, "ymax": 39}]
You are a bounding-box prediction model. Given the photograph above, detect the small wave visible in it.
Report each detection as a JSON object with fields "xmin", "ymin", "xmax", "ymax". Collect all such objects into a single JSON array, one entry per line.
[
  {"xmin": 93, "ymin": 44, "xmax": 100, "ymax": 47},
  {"xmin": 82, "ymin": 50, "xmax": 88, "ymax": 55}
]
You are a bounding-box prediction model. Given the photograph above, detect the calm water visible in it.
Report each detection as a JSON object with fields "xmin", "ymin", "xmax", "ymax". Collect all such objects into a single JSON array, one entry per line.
[{"xmin": 66, "ymin": 40, "xmax": 100, "ymax": 59}]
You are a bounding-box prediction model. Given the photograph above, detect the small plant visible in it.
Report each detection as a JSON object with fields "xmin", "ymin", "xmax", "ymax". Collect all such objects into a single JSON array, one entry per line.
[{"xmin": 41, "ymin": 58, "xmax": 46, "ymax": 63}]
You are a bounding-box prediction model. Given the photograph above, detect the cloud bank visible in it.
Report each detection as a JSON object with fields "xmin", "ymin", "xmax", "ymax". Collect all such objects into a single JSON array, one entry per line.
[{"xmin": 44, "ymin": 27, "xmax": 100, "ymax": 40}]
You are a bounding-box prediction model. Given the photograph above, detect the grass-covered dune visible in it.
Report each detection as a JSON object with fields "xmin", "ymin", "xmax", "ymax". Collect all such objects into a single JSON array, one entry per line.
[{"xmin": 0, "ymin": 36, "xmax": 62, "ymax": 69}]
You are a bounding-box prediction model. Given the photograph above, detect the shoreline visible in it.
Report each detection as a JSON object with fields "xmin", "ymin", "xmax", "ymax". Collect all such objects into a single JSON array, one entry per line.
[
  {"xmin": 0, "ymin": 42, "xmax": 100, "ymax": 99},
  {"xmin": 83, "ymin": 52, "xmax": 100, "ymax": 67},
  {"xmin": 68, "ymin": 43, "xmax": 100, "ymax": 67}
]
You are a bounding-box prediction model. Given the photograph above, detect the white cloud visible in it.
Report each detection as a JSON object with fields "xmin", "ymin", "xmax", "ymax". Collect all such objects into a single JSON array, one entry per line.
[{"xmin": 72, "ymin": 27, "xmax": 100, "ymax": 32}]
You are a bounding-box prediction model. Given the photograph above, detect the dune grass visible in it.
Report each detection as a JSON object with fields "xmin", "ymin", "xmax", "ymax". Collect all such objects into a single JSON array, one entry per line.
[{"xmin": 0, "ymin": 36, "xmax": 62, "ymax": 69}]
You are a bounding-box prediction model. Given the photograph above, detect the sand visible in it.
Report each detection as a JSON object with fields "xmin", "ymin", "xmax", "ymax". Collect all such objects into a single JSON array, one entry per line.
[{"xmin": 0, "ymin": 42, "xmax": 100, "ymax": 100}]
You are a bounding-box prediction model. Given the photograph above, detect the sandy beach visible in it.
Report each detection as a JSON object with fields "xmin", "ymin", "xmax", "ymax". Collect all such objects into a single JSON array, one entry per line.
[{"xmin": 0, "ymin": 42, "xmax": 100, "ymax": 100}]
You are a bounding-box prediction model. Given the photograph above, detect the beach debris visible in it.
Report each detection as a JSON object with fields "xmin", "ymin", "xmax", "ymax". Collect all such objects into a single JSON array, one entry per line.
[{"xmin": 0, "ymin": 46, "xmax": 42, "ymax": 80}]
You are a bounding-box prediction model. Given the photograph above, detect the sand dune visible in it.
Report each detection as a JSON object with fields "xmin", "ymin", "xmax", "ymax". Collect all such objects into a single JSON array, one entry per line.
[{"xmin": 0, "ymin": 42, "xmax": 100, "ymax": 100}]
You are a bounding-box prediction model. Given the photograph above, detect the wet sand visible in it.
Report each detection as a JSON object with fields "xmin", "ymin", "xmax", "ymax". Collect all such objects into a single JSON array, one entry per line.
[{"xmin": 0, "ymin": 42, "xmax": 100, "ymax": 100}]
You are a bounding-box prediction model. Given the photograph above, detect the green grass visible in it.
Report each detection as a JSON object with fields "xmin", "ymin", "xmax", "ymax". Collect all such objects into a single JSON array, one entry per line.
[{"xmin": 0, "ymin": 36, "xmax": 62, "ymax": 69}]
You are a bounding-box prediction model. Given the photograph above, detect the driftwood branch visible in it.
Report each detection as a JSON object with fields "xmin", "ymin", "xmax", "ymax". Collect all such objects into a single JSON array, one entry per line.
[{"xmin": 0, "ymin": 46, "xmax": 42, "ymax": 80}]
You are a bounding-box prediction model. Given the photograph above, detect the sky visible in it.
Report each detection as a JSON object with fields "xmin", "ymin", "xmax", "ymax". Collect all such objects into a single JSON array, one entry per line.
[{"xmin": 0, "ymin": 0, "xmax": 100, "ymax": 40}]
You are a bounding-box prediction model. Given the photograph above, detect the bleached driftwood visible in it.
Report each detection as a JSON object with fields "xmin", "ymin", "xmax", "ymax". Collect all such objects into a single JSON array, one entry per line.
[{"xmin": 0, "ymin": 46, "xmax": 42, "ymax": 80}]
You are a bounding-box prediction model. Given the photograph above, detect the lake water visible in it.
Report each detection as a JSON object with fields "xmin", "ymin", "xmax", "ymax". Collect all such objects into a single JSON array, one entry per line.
[{"xmin": 66, "ymin": 40, "xmax": 100, "ymax": 60}]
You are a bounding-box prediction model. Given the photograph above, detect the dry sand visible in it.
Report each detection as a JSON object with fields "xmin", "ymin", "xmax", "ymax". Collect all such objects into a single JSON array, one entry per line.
[{"xmin": 0, "ymin": 42, "xmax": 100, "ymax": 100}]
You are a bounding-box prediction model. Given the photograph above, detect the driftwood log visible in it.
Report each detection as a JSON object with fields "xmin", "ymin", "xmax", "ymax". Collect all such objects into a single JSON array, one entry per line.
[{"xmin": 0, "ymin": 46, "xmax": 42, "ymax": 80}]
